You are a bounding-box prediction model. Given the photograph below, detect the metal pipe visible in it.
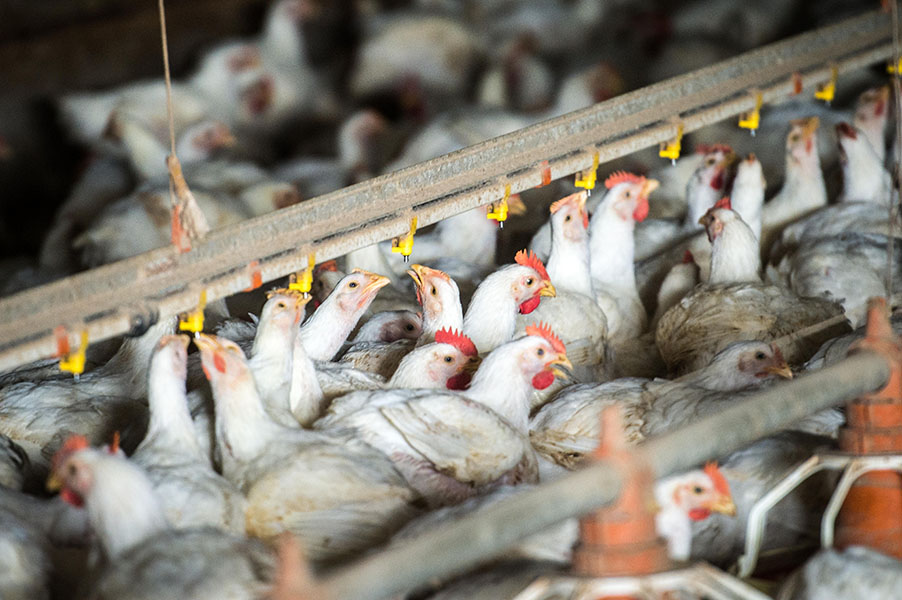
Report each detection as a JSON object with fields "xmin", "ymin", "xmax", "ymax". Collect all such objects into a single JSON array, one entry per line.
[
  {"xmin": 0, "ymin": 10, "xmax": 893, "ymax": 372},
  {"xmin": 320, "ymin": 352, "xmax": 891, "ymax": 600}
]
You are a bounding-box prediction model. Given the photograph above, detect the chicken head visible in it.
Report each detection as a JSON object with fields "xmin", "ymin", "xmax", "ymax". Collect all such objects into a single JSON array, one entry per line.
[{"xmin": 512, "ymin": 250, "xmax": 556, "ymax": 314}]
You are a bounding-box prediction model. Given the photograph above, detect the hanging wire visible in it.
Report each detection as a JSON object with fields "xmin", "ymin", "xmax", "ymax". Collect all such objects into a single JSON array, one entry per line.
[
  {"xmin": 157, "ymin": 0, "xmax": 177, "ymax": 158},
  {"xmin": 888, "ymin": 0, "xmax": 902, "ymax": 298}
]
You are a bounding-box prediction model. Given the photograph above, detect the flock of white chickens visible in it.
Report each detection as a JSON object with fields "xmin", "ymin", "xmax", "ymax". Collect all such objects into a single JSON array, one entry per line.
[{"xmin": 1, "ymin": 0, "xmax": 902, "ymax": 599}]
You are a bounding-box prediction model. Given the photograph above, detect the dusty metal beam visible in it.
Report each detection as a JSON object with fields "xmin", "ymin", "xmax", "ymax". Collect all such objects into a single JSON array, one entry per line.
[
  {"xmin": 320, "ymin": 351, "xmax": 891, "ymax": 600},
  {"xmin": 0, "ymin": 10, "xmax": 893, "ymax": 372}
]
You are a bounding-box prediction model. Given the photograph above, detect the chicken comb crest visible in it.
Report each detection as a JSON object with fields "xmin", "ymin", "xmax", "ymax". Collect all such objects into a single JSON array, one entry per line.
[
  {"xmin": 549, "ymin": 191, "xmax": 587, "ymax": 214},
  {"xmin": 704, "ymin": 462, "xmax": 731, "ymax": 496},
  {"xmin": 266, "ymin": 287, "xmax": 298, "ymax": 300},
  {"xmin": 514, "ymin": 249, "xmax": 550, "ymax": 281},
  {"xmin": 714, "ymin": 197, "xmax": 732, "ymax": 211},
  {"xmin": 604, "ymin": 171, "xmax": 644, "ymax": 189},
  {"xmin": 790, "ymin": 116, "xmax": 819, "ymax": 135},
  {"xmin": 434, "ymin": 328, "xmax": 478, "ymax": 357},
  {"xmin": 695, "ymin": 143, "xmax": 733, "ymax": 156},
  {"xmin": 52, "ymin": 435, "xmax": 90, "ymax": 470},
  {"xmin": 315, "ymin": 260, "xmax": 338, "ymax": 274},
  {"xmin": 525, "ymin": 322, "xmax": 566, "ymax": 354}
]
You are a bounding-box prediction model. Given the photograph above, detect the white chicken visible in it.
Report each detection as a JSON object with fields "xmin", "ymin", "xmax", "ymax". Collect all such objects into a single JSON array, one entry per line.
[
  {"xmin": 589, "ymin": 172, "xmax": 660, "ymax": 341},
  {"xmin": 316, "ymin": 324, "xmax": 571, "ymax": 506},
  {"xmin": 835, "ymin": 121, "xmax": 892, "ymax": 205},
  {"xmin": 48, "ymin": 436, "xmax": 275, "ymax": 599},
  {"xmin": 0, "ymin": 316, "xmax": 175, "ymax": 473},
  {"xmin": 131, "ymin": 335, "xmax": 246, "ymax": 534},
  {"xmin": 761, "ymin": 117, "xmax": 827, "ymax": 249},
  {"xmin": 463, "ymin": 250, "xmax": 557, "ymax": 353},
  {"xmin": 657, "ymin": 189, "xmax": 848, "ymax": 373},
  {"xmin": 530, "ymin": 340, "xmax": 794, "ymax": 468},
  {"xmin": 852, "ymin": 84, "xmax": 889, "ymax": 163},
  {"xmin": 195, "ymin": 334, "xmax": 419, "ymax": 560},
  {"xmin": 349, "ymin": 15, "xmax": 484, "ymax": 109},
  {"xmin": 654, "ymin": 463, "xmax": 737, "ymax": 562},
  {"xmin": 515, "ymin": 191, "xmax": 608, "ymax": 381},
  {"xmin": 338, "ymin": 263, "xmax": 463, "ymax": 378},
  {"xmin": 105, "ymin": 110, "xmax": 235, "ymax": 181},
  {"xmin": 698, "ymin": 199, "xmax": 761, "ymax": 285},
  {"xmin": 299, "ymin": 269, "xmax": 391, "ymax": 360}
]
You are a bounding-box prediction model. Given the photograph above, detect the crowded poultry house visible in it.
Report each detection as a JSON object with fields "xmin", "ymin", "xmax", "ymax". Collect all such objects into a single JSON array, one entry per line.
[{"xmin": 2, "ymin": 0, "xmax": 902, "ymax": 598}]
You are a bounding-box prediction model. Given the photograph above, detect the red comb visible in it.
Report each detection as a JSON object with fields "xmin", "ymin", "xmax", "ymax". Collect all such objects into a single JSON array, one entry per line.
[
  {"xmin": 315, "ymin": 260, "xmax": 338, "ymax": 274},
  {"xmin": 434, "ymin": 328, "xmax": 478, "ymax": 357},
  {"xmin": 704, "ymin": 462, "xmax": 731, "ymax": 497},
  {"xmin": 549, "ymin": 191, "xmax": 586, "ymax": 214},
  {"xmin": 514, "ymin": 249, "xmax": 550, "ymax": 281},
  {"xmin": 51, "ymin": 435, "xmax": 90, "ymax": 471},
  {"xmin": 525, "ymin": 322, "xmax": 566, "ymax": 354},
  {"xmin": 714, "ymin": 197, "xmax": 732, "ymax": 210},
  {"xmin": 695, "ymin": 143, "xmax": 733, "ymax": 155},
  {"xmin": 604, "ymin": 171, "xmax": 644, "ymax": 189}
]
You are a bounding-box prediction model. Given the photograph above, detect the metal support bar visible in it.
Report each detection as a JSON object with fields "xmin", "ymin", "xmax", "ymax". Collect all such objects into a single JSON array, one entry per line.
[
  {"xmin": 0, "ymin": 10, "xmax": 893, "ymax": 372},
  {"xmin": 319, "ymin": 352, "xmax": 891, "ymax": 600}
]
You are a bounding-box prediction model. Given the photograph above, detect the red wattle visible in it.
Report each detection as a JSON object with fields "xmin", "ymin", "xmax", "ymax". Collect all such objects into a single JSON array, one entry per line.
[
  {"xmin": 806, "ymin": 138, "xmax": 813, "ymax": 153},
  {"xmin": 445, "ymin": 372, "xmax": 472, "ymax": 390},
  {"xmin": 519, "ymin": 295, "xmax": 541, "ymax": 314},
  {"xmin": 213, "ymin": 354, "xmax": 227, "ymax": 373},
  {"xmin": 875, "ymin": 99, "xmax": 886, "ymax": 117},
  {"xmin": 688, "ymin": 508, "xmax": 712, "ymax": 522},
  {"xmin": 633, "ymin": 199, "xmax": 649, "ymax": 222},
  {"xmin": 201, "ymin": 365, "xmax": 212, "ymax": 381},
  {"xmin": 581, "ymin": 211, "xmax": 589, "ymax": 229},
  {"xmin": 710, "ymin": 170, "xmax": 724, "ymax": 190},
  {"xmin": 61, "ymin": 487, "xmax": 85, "ymax": 508},
  {"xmin": 531, "ymin": 370, "xmax": 555, "ymax": 390}
]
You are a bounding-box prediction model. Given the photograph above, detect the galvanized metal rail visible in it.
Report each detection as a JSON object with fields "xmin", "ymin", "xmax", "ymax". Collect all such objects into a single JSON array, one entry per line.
[
  {"xmin": 320, "ymin": 351, "xmax": 891, "ymax": 600},
  {"xmin": 0, "ymin": 10, "xmax": 893, "ymax": 372}
]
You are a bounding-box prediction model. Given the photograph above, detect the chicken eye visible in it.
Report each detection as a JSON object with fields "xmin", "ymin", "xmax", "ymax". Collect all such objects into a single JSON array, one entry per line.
[
  {"xmin": 624, "ymin": 191, "xmax": 631, "ymax": 199},
  {"xmin": 790, "ymin": 133, "xmax": 800, "ymax": 143},
  {"xmin": 277, "ymin": 301, "xmax": 286, "ymax": 309},
  {"xmin": 693, "ymin": 486, "xmax": 704, "ymax": 494},
  {"xmin": 348, "ymin": 281, "xmax": 359, "ymax": 289},
  {"xmin": 405, "ymin": 323, "xmax": 415, "ymax": 331},
  {"xmin": 430, "ymin": 286, "xmax": 437, "ymax": 296},
  {"xmin": 444, "ymin": 356, "xmax": 453, "ymax": 363},
  {"xmin": 564, "ymin": 215, "xmax": 572, "ymax": 222},
  {"xmin": 755, "ymin": 351, "xmax": 766, "ymax": 360},
  {"xmin": 68, "ymin": 464, "xmax": 77, "ymax": 476},
  {"xmin": 525, "ymin": 277, "xmax": 534, "ymax": 286},
  {"xmin": 537, "ymin": 348, "xmax": 545, "ymax": 357},
  {"xmin": 705, "ymin": 158, "xmax": 716, "ymax": 167}
]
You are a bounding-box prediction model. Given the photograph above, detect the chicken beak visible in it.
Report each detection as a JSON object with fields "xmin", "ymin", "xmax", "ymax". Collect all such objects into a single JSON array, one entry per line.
[
  {"xmin": 46, "ymin": 471, "xmax": 63, "ymax": 492},
  {"xmin": 764, "ymin": 363, "xmax": 794, "ymax": 380},
  {"xmin": 507, "ymin": 194, "xmax": 528, "ymax": 216},
  {"xmin": 710, "ymin": 494, "xmax": 737, "ymax": 517},
  {"xmin": 192, "ymin": 333, "xmax": 218, "ymax": 353},
  {"xmin": 463, "ymin": 356, "xmax": 482, "ymax": 374},
  {"xmin": 640, "ymin": 178, "xmax": 660, "ymax": 199},
  {"xmin": 358, "ymin": 272, "xmax": 392, "ymax": 300},
  {"xmin": 549, "ymin": 354, "xmax": 574, "ymax": 379},
  {"xmin": 406, "ymin": 264, "xmax": 427, "ymax": 289},
  {"xmin": 540, "ymin": 281, "xmax": 557, "ymax": 298}
]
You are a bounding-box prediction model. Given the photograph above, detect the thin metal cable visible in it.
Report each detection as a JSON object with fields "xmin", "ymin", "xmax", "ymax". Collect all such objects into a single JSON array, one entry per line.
[
  {"xmin": 158, "ymin": 0, "xmax": 177, "ymax": 158},
  {"xmin": 889, "ymin": 0, "xmax": 901, "ymax": 297}
]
